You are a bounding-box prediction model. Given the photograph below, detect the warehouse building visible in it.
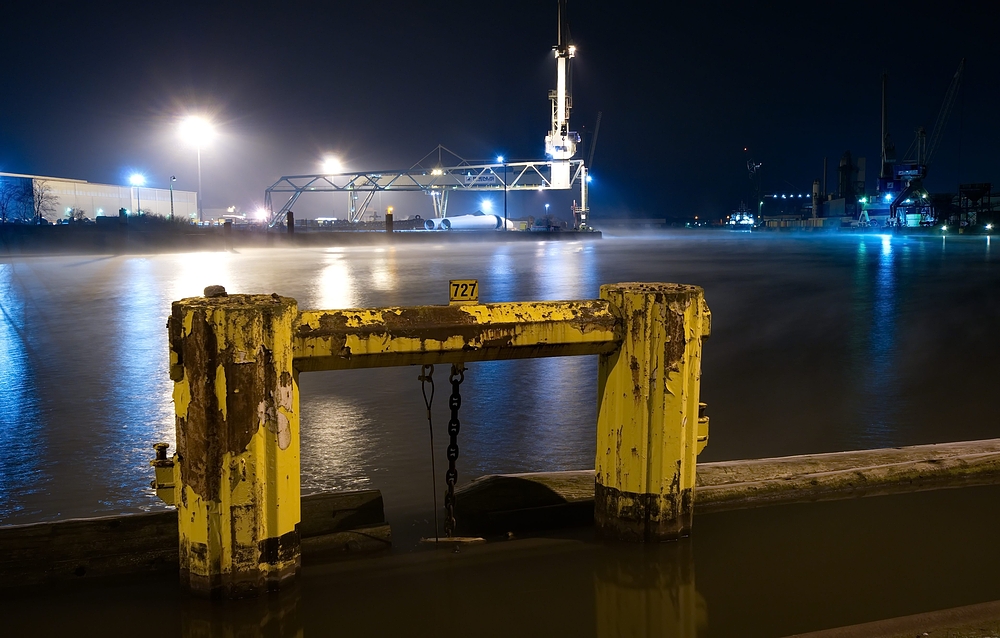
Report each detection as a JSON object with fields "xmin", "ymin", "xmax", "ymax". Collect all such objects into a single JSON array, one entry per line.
[{"xmin": 0, "ymin": 172, "xmax": 197, "ymax": 223}]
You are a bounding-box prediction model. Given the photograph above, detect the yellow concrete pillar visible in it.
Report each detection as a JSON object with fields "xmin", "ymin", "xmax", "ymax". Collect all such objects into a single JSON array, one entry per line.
[
  {"xmin": 168, "ymin": 287, "xmax": 301, "ymax": 596},
  {"xmin": 595, "ymin": 283, "xmax": 711, "ymax": 541}
]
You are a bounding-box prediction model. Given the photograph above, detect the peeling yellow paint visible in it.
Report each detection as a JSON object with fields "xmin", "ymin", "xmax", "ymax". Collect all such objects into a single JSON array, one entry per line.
[
  {"xmin": 173, "ymin": 377, "xmax": 191, "ymax": 419},
  {"xmin": 293, "ymin": 300, "xmax": 620, "ymax": 372},
  {"xmin": 595, "ymin": 283, "xmax": 710, "ymax": 541},
  {"xmin": 165, "ymin": 284, "xmax": 707, "ymax": 595},
  {"xmin": 169, "ymin": 294, "xmax": 300, "ymax": 597},
  {"xmin": 214, "ymin": 364, "xmax": 227, "ymax": 420}
]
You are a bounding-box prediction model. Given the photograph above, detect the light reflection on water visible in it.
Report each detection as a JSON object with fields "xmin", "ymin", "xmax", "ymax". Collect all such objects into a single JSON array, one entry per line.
[
  {"xmin": 0, "ymin": 263, "xmax": 47, "ymax": 517},
  {"xmin": 105, "ymin": 258, "xmax": 175, "ymax": 511},
  {"xmin": 166, "ymin": 251, "xmax": 234, "ymax": 302},
  {"xmin": 2, "ymin": 233, "xmax": 1000, "ymax": 534},
  {"xmin": 315, "ymin": 254, "xmax": 357, "ymax": 309},
  {"xmin": 849, "ymin": 235, "xmax": 900, "ymax": 446},
  {"xmin": 299, "ymin": 393, "xmax": 376, "ymax": 493}
]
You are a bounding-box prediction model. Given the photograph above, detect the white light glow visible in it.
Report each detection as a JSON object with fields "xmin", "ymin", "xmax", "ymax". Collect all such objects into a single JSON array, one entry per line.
[
  {"xmin": 129, "ymin": 173, "xmax": 145, "ymax": 186},
  {"xmin": 496, "ymin": 155, "xmax": 504, "ymax": 164},
  {"xmin": 315, "ymin": 256, "xmax": 356, "ymax": 309},
  {"xmin": 179, "ymin": 116, "xmax": 216, "ymax": 148},
  {"xmin": 321, "ymin": 157, "xmax": 342, "ymax": 175},
  {"xmin": 481, "ymin": 200, "xmax": 494, "ymax": 212}
]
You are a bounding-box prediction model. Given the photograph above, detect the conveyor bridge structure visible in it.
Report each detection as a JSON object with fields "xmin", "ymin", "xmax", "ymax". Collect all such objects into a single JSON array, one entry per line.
[{"xmin": 264, "ymin": 157, "xmax": 588, "ymax": 227}]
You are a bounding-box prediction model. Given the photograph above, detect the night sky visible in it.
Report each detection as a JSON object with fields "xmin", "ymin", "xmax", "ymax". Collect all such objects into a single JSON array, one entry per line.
[{"xmin": 1, "ymin": 1, "xmax": 996, "ymax": 220}]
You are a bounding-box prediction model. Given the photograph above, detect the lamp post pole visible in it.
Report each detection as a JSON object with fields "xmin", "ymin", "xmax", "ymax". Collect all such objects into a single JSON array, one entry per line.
[
  {"xmin": 503, "ymin": 159, "xmax": 508, "ymax": 231},
  {"xmin": 179, "ymin": 116, "xmax": 215, "ymax": 224},
  {"xmin": 196, "ymin": 147, "xmax": 203, "ymax": 223},
  {"xmin": 170, "ymin": 175, "xmax": 176, "ymax": 220},
  {"xmin": 129, "ymin": 174, "xmax": 145, "ymax": 215}
]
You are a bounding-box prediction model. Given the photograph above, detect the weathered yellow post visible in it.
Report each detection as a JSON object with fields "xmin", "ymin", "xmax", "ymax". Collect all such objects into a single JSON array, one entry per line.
[
  {"xmin": 167, "ymin": 286, "xmax": 301, "ymax": 596},
  {"xmin": 595, "ymin": 283, "xmax": 711, "ymax": 541}
]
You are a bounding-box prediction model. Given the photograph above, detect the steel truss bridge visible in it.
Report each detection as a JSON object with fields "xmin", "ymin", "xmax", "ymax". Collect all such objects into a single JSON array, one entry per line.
[{"xmin": 264, "ymin": 149, "xmax": 589, "ymax": 227}]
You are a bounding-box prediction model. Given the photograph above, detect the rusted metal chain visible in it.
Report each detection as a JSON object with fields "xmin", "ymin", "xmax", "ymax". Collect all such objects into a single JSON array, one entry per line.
[{"xmin": 444, "ymin": 363, "xmax": 465, "ymax": 537}]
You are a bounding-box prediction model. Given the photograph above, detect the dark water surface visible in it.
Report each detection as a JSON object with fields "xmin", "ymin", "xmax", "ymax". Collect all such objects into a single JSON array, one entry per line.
[
  {"xmin": 2, "ymin": 231, "xmax": 999, "ymax": 634},
  {"xmin": 4, "ymin": 485, "xmax": 1000, "ymax": 637}
]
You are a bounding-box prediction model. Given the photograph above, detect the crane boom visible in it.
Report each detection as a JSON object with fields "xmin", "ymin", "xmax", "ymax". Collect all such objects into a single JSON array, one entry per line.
[
  {"xmin": 587, "ymin": 111, "xmax": 602, "ymax": 169},
  {"xmin": 925, "ymin": 59, "xmax": 965, "ymax": 166}
]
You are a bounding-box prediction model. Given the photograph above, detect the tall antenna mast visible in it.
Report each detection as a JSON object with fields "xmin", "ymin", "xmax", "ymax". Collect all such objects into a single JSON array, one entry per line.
[{"xmin": 544, "ymin": 0, "xmax": 580, "ymax": 188}]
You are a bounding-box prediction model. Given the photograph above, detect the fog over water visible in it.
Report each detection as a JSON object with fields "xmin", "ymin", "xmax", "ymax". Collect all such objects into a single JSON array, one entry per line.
[{"xmin": 1, "ymin": 231, "xmax": 999, "ymax": 535}]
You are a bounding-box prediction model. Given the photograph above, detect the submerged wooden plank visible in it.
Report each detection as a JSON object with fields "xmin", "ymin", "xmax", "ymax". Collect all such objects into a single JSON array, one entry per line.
[
  {"xmin": 0, "ymin": 490, "xmax": 388, "ymax": 586},
  {"xmin": 455, "ymin": 439, "xmax": 1000, "ymax": 533},
  {"xmin": 299, "ymin": 490, "xmax": 385, "ymax": 537}
]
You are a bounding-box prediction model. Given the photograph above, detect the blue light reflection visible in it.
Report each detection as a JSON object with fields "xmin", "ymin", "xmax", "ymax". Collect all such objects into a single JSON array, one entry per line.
[
  {"xmin": 849, "ymin": 235, "xmax": 901, "ymax": 446},
  {"xmin": 0, "ymin": 263, "xmax": 48, "ymax": 520},
  {"xmin": 104, "ymin": 258, "xmax": 175, "ymax": 512}
]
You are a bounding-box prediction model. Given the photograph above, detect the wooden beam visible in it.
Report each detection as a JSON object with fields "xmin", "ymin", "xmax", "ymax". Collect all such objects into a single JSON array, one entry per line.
[
  {"xmin": 455, "ymin": 439, "xmax": 1000, "ymax": 534},
  {"xmin": 293, "ymin": 300, "xmax": 621, "ymax": 372},
  {"xmin": 0, "ymin": 490, "xmax": 389, "ymax": 587}
]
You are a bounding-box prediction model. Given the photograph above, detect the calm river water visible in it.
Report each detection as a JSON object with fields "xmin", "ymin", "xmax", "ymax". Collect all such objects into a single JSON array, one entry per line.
[{"xmin": 2, "ymin": 230, "xmax": 999, "ymax": 636}]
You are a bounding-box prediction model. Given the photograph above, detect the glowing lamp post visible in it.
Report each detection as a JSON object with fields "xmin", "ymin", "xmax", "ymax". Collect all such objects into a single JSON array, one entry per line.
[
  {"xmin": 497, "ymin": 155, "xmax": 507, "ymax": 231},
  {"xmin": 169, "ymin": 175, "xmax": 176, "ymax": 220},
  {"xmin": 129, "ymin": 173, "xmax": 146, "ymax": 216},
  {"xmin": 322, "ymin": 157, "xmax": 349, "ymax": 220},
  {"xmin": 321, "ymin": 157, "xmax": 342, "ymax": 176},
  {"xmin": 179, "ymin": 116, "xmax": 216, "ymax": 223}
]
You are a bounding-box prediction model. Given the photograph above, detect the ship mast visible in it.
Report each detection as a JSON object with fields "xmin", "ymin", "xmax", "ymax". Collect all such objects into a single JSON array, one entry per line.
[{"xmin": 880, "ymin": 71, "xmax": 895, "ymax": 181}]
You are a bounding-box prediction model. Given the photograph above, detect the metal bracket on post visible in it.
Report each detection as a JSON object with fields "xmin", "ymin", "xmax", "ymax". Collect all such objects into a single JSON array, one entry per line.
[{"xmin": 150, "ymin": 442, "xmax": 176, "ymax": 506}]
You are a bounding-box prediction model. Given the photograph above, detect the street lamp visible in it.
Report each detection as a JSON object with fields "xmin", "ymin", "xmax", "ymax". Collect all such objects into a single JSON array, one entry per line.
[
  {"xmin": 179, "ymin": 116, "xmax": 216, "ymax": 223},
  {"xmin": 321, "ymin": 157, "xmax": 342, "ymax": 175},
  {"xmin": 129, "ymin": 173, "xmax": 145, "ymax": 216},
  {"xmin": 497, "ymin": 155, "xmax": 507, "ymax": 231},
  {"xmin": 169, "ymin": 175, "xmax": 176, "ymax": 220},
  {"xmin": 321, "ymin": 157, "xmax": 350, "ymax": 219}
]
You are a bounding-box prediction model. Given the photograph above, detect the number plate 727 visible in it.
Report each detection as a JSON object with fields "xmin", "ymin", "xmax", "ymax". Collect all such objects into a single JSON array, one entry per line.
[{"xmin": 449, "ymin": 279, "xmax": 479, "ymax": 305}]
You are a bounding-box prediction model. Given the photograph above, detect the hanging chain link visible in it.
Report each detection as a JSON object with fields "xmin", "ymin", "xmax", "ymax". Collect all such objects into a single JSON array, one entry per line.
[
  {"xmin": 418, "ymin": 364, "xmax": 439, "ymax": 542},
  {"xmin": 443, "ymin": 362, "xmax": 465, "ymax": 537}
]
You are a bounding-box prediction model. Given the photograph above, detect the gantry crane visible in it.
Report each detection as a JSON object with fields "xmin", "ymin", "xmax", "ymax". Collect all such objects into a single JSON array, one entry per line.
[{"xmin": 888, "ymin": 59, "xmax": 965, "ymax": 224}]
